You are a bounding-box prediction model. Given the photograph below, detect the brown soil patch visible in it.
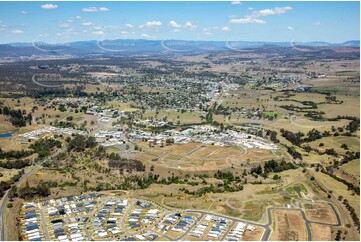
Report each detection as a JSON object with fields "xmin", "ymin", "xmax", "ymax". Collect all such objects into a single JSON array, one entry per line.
[
  {"xmin": 311, "ymin": 224, "xmax": 332, "ymax": 241},
  {"xmin": 240, "ymin": 227, "xmax": 264, "ymax": 241},
  {"xmin": 270, "ymin": 210, "xmax": 307, "ymax": 241},
  {"xmin": 304, "ymin": 203, "xmax": 338, "ymax": 224}
]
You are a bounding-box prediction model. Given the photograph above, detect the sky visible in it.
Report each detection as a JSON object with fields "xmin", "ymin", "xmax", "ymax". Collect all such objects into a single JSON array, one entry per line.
[{"xmin": 0, "ymin": 1, "xmax": 359, "ymax": 44}]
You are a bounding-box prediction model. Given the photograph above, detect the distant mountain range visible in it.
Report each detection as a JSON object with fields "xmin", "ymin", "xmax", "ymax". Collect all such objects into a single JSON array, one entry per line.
[{"xmin": 0, "ymin": 39, "xmax": 359, "ymax": 58}]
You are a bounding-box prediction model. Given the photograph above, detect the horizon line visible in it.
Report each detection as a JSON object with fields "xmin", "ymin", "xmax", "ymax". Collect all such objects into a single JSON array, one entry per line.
[{"xmin": 4, "ymin": 38, "xmax": 360, "ymax": 45}]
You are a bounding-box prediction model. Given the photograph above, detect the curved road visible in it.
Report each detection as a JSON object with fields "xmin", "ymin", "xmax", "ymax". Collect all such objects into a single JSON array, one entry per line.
[{"xmin": 264, "ymin": 201, "xmax": 342, "ymax": 241}]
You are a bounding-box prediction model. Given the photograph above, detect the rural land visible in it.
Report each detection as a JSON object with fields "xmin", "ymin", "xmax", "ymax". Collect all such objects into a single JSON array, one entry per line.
[{"xmin": 0, "ymin": 2, "xmax": 360, "ymax": 242}]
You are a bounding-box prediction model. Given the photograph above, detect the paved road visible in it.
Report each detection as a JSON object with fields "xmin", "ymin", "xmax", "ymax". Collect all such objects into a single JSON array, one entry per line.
[
  {"xmin": 299, "ymin": 201, "xmax": 342, "ymax": 226},
  {"xmin": 185, "ymin": 209, "xmax": 272, "ymax": 240},
  {"xmin": 265, "ymin": 207, "xmax": 312, "ymax": 241},
  {"xmin": 265, "ymin": 201, "xmax": 342, "ymax": 241},
  {"xmin": 38, "ymin": 204, "xmax": 50, "ymax": 241},
  {"xmin": 0, "ymin": 163, "xmax": 44, "ymax": 241},
  {"xmin": 176, "ymin": 212, "xmax": 204, "ymax": 240},
  {"xmin": 0, "ymin": 147, "xmax": 64, "ymax": 240},
  {"xmin": 220, "ymin": 220, "xmax": 235, "ymax": 240},
  {"xmin": 0, "ymin": 128, "xmax": 97, "ymax": 240},
  {"xmin": 186, "ymin": 199, "xmax": 343, "ymax": 241}
]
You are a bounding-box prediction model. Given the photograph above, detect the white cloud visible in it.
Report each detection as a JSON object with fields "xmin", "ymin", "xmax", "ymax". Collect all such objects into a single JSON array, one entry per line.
[
  {"xmin": 222, "ymin": 26, "xmax": 231, "ymax": 31},
  {"xmin": 82, "ymin": 22, "xmax": 93, "ymax": 26},
  {"xmin": 172, "ymin": 29, "xmax": 182, "ymax": 33},
  {"xmin": 92, "ymin": 30, "xmax": 105, "ymax": 35},
  {"xmin": 231, "ymin": 1, "xmax": 242, "ymax": 5},
  {"xmin": 121, "ymin": 31, "xmax": 128, "ymax": 35},
  {"xmin": 141, "ymin": 33, "xmax": 155, "ymax": 39},
  {"xmin": 82, "ymin": 7, "xmax": 109, "ymax": 12},
  {"xmin": 229, "ymin": 6, "xmax": 292, "ymax": 24},
  {"xmin": 229, "ymin": 17, "xmax": 266, "ymax": 24},
  {"xmin": 254, "ymin": 6, "xmax": 293, "ymax": 17},
  {"xmin": 184, "ymin": 21, "xmax": 197, "ymax": 30},
  {"xmin": 41, "ymin": 4, "xmax": 58, "ymax": 9},
  {"xmin": 139, "ymin": 21, "xmax": 162, "ymax": 28},
  {"xmin": 169, "ymin": 20, "xmax": 181, "ymax": 28},
  {"xmin": 12, "ymin": 29, "xmax": 24, "ymax": 34},
  {"xmin": 0, "ymin": 22, "xmax": 7, "ymax": 31},
  {"xmin": 313, "ymin": 21, "xmax": 322, "ymax": 26},
  {"xmin": 288, "ymin": 26, "xmax": 294, "ymax": 30},
  {"xmin": 59, "ymin": 23, "xmax": 71, "ymax": 28},
  {"xmin": 124, "ymin": 24, "xmax": 133, "ymax": 28},
  {"xmin": 21, "ymin": 11, "xmax": 27, "ymax": 14}
]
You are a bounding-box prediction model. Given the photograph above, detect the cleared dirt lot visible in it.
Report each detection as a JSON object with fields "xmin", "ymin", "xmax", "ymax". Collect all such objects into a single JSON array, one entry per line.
[
  {"xmin": 270, "ymin": 210, "xmax": 307, "ymax": 241},
  {"xmin": 240, "ymin": 227, "xmax": 264, "ymax": 241},
  {"xmin": 134, "ymin": 141, "xmax": 282, "ymax": 171},
  {"xmin": 303, "ymin": 203, "xmax": 338, "ymax": 224},
  {"xmin": 311, "ymin": 224, "xmax": 332, "ymax": 241}
]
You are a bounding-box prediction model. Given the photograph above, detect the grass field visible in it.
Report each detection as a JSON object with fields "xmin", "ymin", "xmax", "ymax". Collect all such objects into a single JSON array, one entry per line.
[
  {"xmin": 0, "ymin": 137, "xmax": 26, "ymax": 152},
  {"xmin": 0, "ymin": 116, "xmax": 16, "ymax": 133},
  {"xmin": 5, "ymin": 198, "xmax": 23, "ymax": 241},
  {"xmin": 312, "ymin": 171, "xmax": 360, "ymax": 216},
  {"xmin": 308, "ymin": 136, "xmax": 360, "ymax": 155},
  {"xmin": 0, "ymin": 168, "xmax": 19, "ymax": 182},
  {"xmin": 143, "ymin": 110, "xmax": 204, "ymax": 125},
  {"xmin": 103, "ymin": 100, "xmax": 139, "ymax": 112},
  {"xmin": 339, "ymin": 159, "xmax": 360, "ymax": 179}
]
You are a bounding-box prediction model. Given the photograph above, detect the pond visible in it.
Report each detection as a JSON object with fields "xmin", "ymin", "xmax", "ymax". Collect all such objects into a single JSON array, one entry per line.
[
  {"xmin": 0, "ymin": 132, "xmax": 14, "ymax": 139},
  {"xmin": 241, "ymin": 123, "xmax": 261, "ymax": 126}
]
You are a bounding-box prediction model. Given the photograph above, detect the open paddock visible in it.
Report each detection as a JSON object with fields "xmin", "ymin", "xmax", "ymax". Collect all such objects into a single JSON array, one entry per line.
[
  {"xmin": 339, "ymin": 159, "xmax": 360, "ymax": 179},
  {"xmin": 313, "ymin": 171, "xmax": 360, "ymax": 216},
  {"xmin": 308, "ymin": 136, "xmax": 360, "ymax": 155},
  {"xmin": 0, "ymin": 116, "xmax": 16, "ymax": 133},
  {"xmin": 0, "ymin": 137, "xmax": 26, "ymax": 151},
  {"xmin": 261, "ymin": 117, "xmax": 350, "ymax": 135},
  {"xmin": 143, "ymin": 110, "xmax": 204, "ymax": 125}
]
